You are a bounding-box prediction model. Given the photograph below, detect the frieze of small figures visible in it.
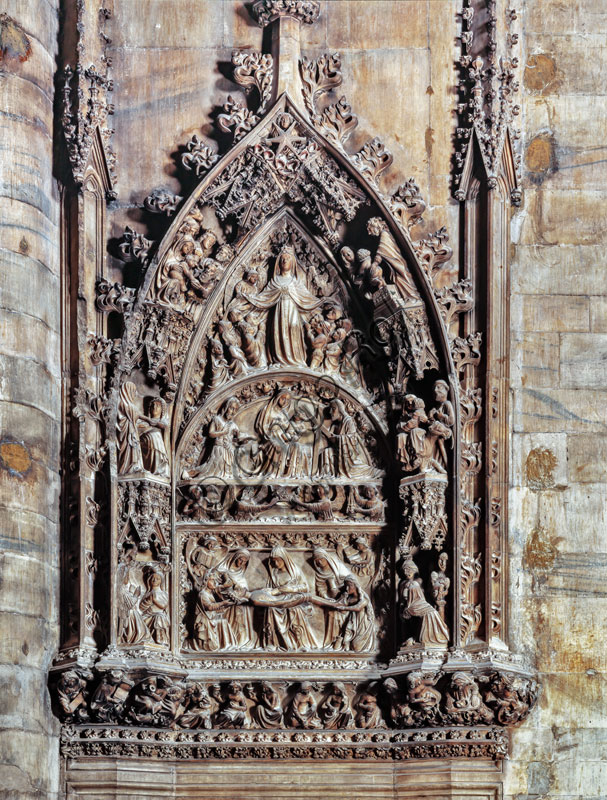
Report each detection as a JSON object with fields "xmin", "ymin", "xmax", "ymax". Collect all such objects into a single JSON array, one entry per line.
[{"xmin": 52, "ymin": 669, "xmax": 536, "ymax": 732}]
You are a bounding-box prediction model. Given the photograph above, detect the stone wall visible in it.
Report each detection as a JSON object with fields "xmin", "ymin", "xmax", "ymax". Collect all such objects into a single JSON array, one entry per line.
[
  {"xmin": 507, "ymin": 2, "xmax": 607, "ymax": 798},
  {"xmin": 0, "ymin": 1, "xmax": 61, "ymax": 798}
]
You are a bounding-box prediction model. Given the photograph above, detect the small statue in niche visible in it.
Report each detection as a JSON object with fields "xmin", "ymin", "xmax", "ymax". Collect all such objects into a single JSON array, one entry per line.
[
  {"xmin": 89, "ymin": 670, "xmax": 134, "ymax": 723},
  {"xmin": 139, "ymin": 567, "xmax": 170, "ymax": 646},
  {"xmin": 117, "ymin": 565, "xmax": 148, "ymax": 645},
  {"xmin": 399, "ymin": 558, "xmax": 449, "ymax": 647},
  {"xmin": 427, "ymin": 380, "xmax": 454, "ymax": 470},
  {"xmin": 285, "ymin": 682, "xmax": 321, "ymax": 729},
  {"xmin": 129, "ymin": 675, "xmax": 165, "ymax": 725},
  {"xmin": 190, "ymin": 569, "xmax": 238, "ymax": 652},
  {"xmin": 249, "ymin": 681, "xmax": 284, "ymax": 728},
  {"xmin": 180, "ymin": 683, "xmax": 213, "ymax": 729},
  {"xmin": 430, "ymin": 552, "xmax": 450, "ymax": 623},
  {"xmin": 139, "ymin": 397, "xmax": 170, "ymax": 479},
  {"xmin": 208, "ymin": 337, "xmax": 230, "ymax": 391},
  {"xmin": 212, "ymin": 681, "xmax": 250, "ymax": 729},
  {"xmin": 367, "ymin": 217, "xmax": 420, "ymax": 303},
  {"xmin": 318, "ymin": 682, "xmax": 355, "ymax": 729},
  {"xmin": 262, "ymin": 545, "xmax": 318, "ymax": 651},
  {"xmin": 116, "ymin": 381, "xmax": 145, "ymax": 475},
  {"xmin": 354, "ymin": 684, "xmax": 386, "ymax": 729}
]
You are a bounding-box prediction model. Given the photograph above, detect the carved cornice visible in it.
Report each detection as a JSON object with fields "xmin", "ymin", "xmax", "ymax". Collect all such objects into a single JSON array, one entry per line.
[{"xmin": 252, "ymin": 0, "xmax": 321, "ymax": 27}]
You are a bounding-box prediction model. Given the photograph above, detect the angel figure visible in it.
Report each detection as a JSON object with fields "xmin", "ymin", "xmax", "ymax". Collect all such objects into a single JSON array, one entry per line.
[
  {"xmin": 290, "ymin": 485, "xmax": 333, "ymax": 520},
  {"xmin": 213, "ymin": 681, "xmax": 250, "ymax": 729},
  {"xmin": 399, "ymin": 559, "xmax": 449, "ymax": 647},
  {"xmin": 233, "ymin": 486, "xmax": 279, "ymax": 521},
  {"xmin": 349, "ymin": 485, "xmax": 384, "ymax": 522}
]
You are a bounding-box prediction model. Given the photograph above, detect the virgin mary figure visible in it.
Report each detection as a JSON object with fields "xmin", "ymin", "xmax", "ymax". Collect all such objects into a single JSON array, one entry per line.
[{"xmin": 247, "ymin": 246, "xmax": 325, "ymax": 367}]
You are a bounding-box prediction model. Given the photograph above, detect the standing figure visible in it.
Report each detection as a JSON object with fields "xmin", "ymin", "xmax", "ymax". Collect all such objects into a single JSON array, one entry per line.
[
  {"xmin": 399, "ymin": 559, "xmax": 449, "ymax": 647},
  {"xmin": 285, "ymin": 682, "xmax": 321, "ymax": 729},
  {"xmin": 117, "ymin": 566, "xmax": 148, "ymax": 645},
  {"xmin": 430, "ymin": 552, "xmax": 450, "ymax": 623},
  {"xmin": 190, "ymin": 569, "xmax": 237, "ymax": 652},
  {"xmin": 139, "ymin": 397, "xmax": 170, "ymax": 478},
  {"xmin": 306, "ymin": 313, "xmax": 330, "ymax": 370},
  {"xmin": 311, "ymin": 547, "xmax": 351, "ymax": 648},
  {"xmin": 222, "ymin": 548, "xmax": 255, "ymax": 649},
  {"xmin": 139, "ymin": 568, "xmax": 170, "ymax": 646},
  {"xmin": 245, "ymin": 245, "xmax": 325, "ymax": 367},
  {"xmin": 283, "ymin": 408, "xmax": 313, "ymax": 479},
  {"xmin": 217, "ymin": 316, "xmax": 248, "ymax": 376},
  {"xmin": 367, "ymin": 217, "xmax": 420, "ymax": 302},
  {"xmin": 116, "ymin": 381, "xmax": 144, "ymax": 474},
  {"xmin": 263, "ymin": 546, "xmax": 318, "ymax": 651},
  {"xmin": 427, "ymin": 379, "xmax": 454, "ymax": 470},
  {"xmin": 251, "ymin": 681, "xmax": 284, "ymax": 728},
  {"xmin": 396, "ymin": 394, "xmax": 429, "ymax": 472}
]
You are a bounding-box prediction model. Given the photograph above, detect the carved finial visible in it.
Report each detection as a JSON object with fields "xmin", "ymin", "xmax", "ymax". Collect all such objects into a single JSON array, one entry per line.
[{"xmin": 251, "ymin": 0, "xmax": 321, "ymax": 27}]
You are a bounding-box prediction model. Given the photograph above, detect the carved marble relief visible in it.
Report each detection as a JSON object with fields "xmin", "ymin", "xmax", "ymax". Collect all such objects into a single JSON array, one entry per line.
[{"xmin": 53, "ymin": 0, "xmax": 536, "ymax": 764}]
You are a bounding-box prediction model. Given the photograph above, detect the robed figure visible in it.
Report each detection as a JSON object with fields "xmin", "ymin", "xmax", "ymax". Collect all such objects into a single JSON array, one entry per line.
[{"xmin": 246, "ymin": 246, "xmax": 324, "ymax": 367}]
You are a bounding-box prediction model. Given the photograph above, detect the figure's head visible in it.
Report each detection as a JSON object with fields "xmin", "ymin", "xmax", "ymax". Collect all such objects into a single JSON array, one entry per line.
[
  {"xmin": 314, "ymin": 554, "xmax": 329, "ymax": 571},
  {"xmin": 316, "ymin": 485, "xmax": 327, "ymax": 499},
  {"xmin": 147, "ymin": 571, "xmax": 162, "ymax": 588},
  {"xmin": 205, "ymin": 570, "xmax": 218, "ymax": 590},
  {"xmin": 276, "ymin": 390, "xmax": 290, "ymax": 408},
  {"xmin": 438, "ymin": 552, "xmax": 448, "ymax": 572},
  {"xmin": 356, "ymin": 248, "xmax": 371, "ymax": 265},
  {"xmin": 354, "ymin": 536, "xmax": 368, "ymax": 552},
  {"xmin": 433, "ymin": 380, "xmax": 449, "ymax": 402},
  {"xmin": 204, "ymin": 534, "xmax": 220, "ymax": 551},
  {"xmin": 367, "ymin": 217, "xmax": 385, "ymax": 237},
  {"xmin": 277, "ymin": 247, "xmax": 296, "ymax": 274},
  {"xmin": 201, "ymin": 230, "xmax": 217, "ymax": 251},
  {"xmin": 340, "ymin": 246, "xmax": 354, "ymax": 266},
  {"xmin": 272, "ymin": 555, "xmax": 285, "ymax": 570},
  {"xmin": 227, "ymin": 309, "xmax": 241, "ymax": 324},
  {"xmin": 224, "ymin": 398, "xmax": 240, "ymax": 420},
  {"xmin": 148, "ymin": 397, "xmax": 164, "ymax": 419},
  {"xmin": 244, "ymin": 267, "xmax": 258, "ymax": 285},
  {"xmin": 407, "ymin": 671, "xmax": 423, "ymax": 689},
  {"xmin": 402, "ymin": 559, "xmax": 418, "ymax": 580},
  {"xmin": 233, "ymin": 550, "xmax": 250, "ymax": 571},
  {"xmin": 211, "ymin": 337, "xmax": 223, "ymax": 355},
  {"xmin": 181, "ymin": 240, "xmax": 195, "ymax": 256}
]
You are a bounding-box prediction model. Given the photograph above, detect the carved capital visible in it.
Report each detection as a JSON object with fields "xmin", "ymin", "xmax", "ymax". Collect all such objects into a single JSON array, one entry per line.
[{"xmin": 252, "ymin": 0, "xmax": 321, "ymax": 27}]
